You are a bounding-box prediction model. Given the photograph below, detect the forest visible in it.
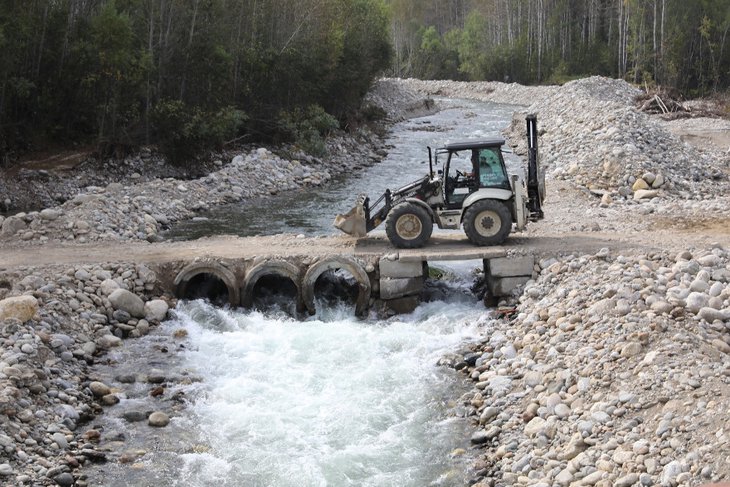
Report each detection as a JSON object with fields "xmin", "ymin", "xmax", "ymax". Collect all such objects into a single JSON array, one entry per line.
[
  {"xmin": 1, "ymin": 0, "xmax": 729, "ymax": 163},
  {"xmin": 0, "ymin": 0, "xmax": 391, "ymax": 162},
  {"xmin": 389, "ymin": 0, "xmax": 730, "ymax": 93}
]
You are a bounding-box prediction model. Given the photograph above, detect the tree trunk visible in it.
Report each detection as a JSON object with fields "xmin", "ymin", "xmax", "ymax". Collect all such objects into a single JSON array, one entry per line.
[
  {"xmin": 146, "ymin": 0, "xmax": 155, "ymax": 144},
  {"xmin": 179, "ymin": 0, "xmax": 201, "ymax": 100},
  {"xmin": 653, "ymin": 0, "xmax": 657, "ymax": 82},
  {"xmin": 35, "ymin": 2, "xmax": 50, "ymax": 80},
  {"xmin": 660, "ymin": 0, "xmax": 665, "ymax": 82}
]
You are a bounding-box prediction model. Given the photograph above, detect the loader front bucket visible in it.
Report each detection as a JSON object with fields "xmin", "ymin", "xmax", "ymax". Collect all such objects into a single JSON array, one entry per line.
[{"xmin": 333, "ymin": 194, "xmax": 368, "ymax": 238}]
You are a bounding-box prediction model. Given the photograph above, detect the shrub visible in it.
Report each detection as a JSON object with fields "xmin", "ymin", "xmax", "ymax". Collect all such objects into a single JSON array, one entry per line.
[
  {"xmin": 277, "ymin": 105, "xmax": 339, "ymax": 156},
  {"xmin": 152, "ymin": 100, "xmax": 246, "ymax": 164},
  {"xmin": 360, "ymin": 103, "xmax": 387, "ymax": 122}
]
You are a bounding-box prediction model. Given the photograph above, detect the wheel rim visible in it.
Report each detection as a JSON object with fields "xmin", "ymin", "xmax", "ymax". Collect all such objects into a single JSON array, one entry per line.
[
  {"xmin": 474, "ymin": 210, "xmax": 501, "ymax": 237},
  {"xmin": 395, "ymin": 213, "xmax": 423, "ymax": 240}
]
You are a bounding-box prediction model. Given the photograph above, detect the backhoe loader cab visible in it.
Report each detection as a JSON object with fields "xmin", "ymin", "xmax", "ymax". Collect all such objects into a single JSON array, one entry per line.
[
  {"xmin": 334, "ymin": 114, "xmax": 545, "ymax": 248},
  {"xmin": 439, "ymin": 138, "xmax": 512, "ymax": 209}
]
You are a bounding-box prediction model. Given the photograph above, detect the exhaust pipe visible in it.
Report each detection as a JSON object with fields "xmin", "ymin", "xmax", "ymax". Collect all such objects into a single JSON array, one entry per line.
[{"xmin": 526, "ymin": 114, "xmax": 544, "ymax": 220}]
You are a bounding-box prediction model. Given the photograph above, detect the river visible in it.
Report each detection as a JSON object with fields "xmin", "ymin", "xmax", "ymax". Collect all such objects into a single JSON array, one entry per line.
[
  {"xmin": 87, "ymin": 98, "xmax": 519, "ymax": 486},
  {"xmin": 163, "ymin": 98, "xmax": 520, "ymax": 240}
]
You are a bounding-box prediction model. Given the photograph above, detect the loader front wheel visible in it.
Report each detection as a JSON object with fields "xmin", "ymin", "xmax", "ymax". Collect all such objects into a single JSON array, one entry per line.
[
  {"xmin": 386, "ymin": 202, "xmax": 433, "ymax": 249},
  {"xmin": 463, "ymin": 200, "xmax": 512, "ymax": 246}
]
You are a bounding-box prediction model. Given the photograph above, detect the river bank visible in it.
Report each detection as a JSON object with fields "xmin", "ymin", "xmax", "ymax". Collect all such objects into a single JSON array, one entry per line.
[
  {"xmin": 0, "ymin": 132, "xmax": 387, "ymax": 244},
  {"xmin": 0, "ymin": 76, "xmax": 729, "ymax": 486}
]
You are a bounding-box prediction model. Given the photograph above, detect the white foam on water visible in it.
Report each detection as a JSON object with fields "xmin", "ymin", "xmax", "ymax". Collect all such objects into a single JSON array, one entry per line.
[{"xmin": 171, "ymin": 285, "xmax": 490, "ymax": 487}]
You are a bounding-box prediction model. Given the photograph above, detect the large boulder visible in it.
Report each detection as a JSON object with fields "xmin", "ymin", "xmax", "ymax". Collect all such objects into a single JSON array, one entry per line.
[
  {"xmin": 631, "ymin": 178, "xmax": 649, "ymax": 191},
  {"xmin": 144, "ymin": 299, "xmax": 169, "ymax": 322},
  {"xmin": 686, "ymin": 292, "xmax": 709, "ymax": 314},
  {"xmin": 99, "ymin": 279, "xmax": 120, "ymax": 296},
  {"xmin": 1, "ymin": 217, "xmax": 27, "ymax": 236},
  {"xmin": 148, "ymin": 411, "xmax": 170, "ymax": 427},
  {"xmin": 108, "ymin": 289, "xmax": 145, "ymax": 318},
  {"xmin": 39, "ymin": 208, "xmax": 62, "ymax": 221},
  {"xmin": 633, "ymin": 189, "xmax": 659, "ymax": 200},
  {"xmin": 0, "ymin": 295, "xmax": 39, "ymax": 322}
]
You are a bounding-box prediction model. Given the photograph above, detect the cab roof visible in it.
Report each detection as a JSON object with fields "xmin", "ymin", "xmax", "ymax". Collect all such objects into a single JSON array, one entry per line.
[{"xmin": 442, "ymin": 137, "xmax": 505, "ymax": 151}]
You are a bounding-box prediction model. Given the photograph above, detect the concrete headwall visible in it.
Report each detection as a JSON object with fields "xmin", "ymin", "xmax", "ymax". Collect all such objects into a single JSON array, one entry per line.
[{"xmin": 151, "ymin": 253, "xmax": 535, "ymax": 316}]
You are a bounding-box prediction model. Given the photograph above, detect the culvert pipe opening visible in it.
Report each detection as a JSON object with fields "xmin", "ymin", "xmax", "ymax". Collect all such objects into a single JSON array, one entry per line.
[
  {"xmin": 248, "ymin": 274, "xmax": 299, "ymax": 314},
  {"xmin": 313, "ymin": 269, "xmax": 360, "ymax": 308},
  {"xmin": 303, "ymin": 258, "xmax": 371, "ymax": 317},
  {"xmin": 179, "ymin": 272, "xmax": 231, "ymax": 306}
]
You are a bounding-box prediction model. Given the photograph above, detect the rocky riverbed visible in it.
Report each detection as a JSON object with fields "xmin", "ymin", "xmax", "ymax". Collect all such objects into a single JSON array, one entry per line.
[
  {"xmin": 0, "ymin": 129, "xmax": 390, "ymax": 244},
  {"xmin": 0, "ymin": 262, "xmax": 173, "ymax": 485},
  {"xmin": 1, "ymin": 76, "xmax": 729, "ymax": 486}
]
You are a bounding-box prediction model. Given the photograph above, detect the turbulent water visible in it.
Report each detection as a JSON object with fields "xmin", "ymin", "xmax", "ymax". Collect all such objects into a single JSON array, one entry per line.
[
  {"xmin": 169, "ymin": 264, "xmax": 490, "ymax": 487},
  {"xmin": 90, "ymin": 99, "xmax": 519, "ymax": 486}
]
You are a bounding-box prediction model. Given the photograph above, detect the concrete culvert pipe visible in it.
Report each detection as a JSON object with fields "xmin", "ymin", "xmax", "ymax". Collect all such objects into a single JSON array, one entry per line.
[
  {"xmin": 241, "ymin": 260, "xmax": 303, "ymax": 311},
  {"xmin": 302, "ymin": 257, "xmax": 371, "ymax": 317},
  {"xmin": 174, "ymin": 263, "xmax": 238, "ymax": 306}
]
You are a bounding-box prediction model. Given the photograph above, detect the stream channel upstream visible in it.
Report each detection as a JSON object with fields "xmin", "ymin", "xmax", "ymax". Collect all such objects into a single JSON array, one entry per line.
[{"xmin": 86, "ymin": 98, "xmax": 522, "ymax": 486}]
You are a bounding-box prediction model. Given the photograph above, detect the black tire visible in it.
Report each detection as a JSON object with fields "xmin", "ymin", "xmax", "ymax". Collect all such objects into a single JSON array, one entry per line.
[
  {"xmin": 463, "ymin": 199, "xmax": 512, "ymax": 246},
  {"xmin": 385, "ymin": 202, "xmax": 433, "ymax": 249}
]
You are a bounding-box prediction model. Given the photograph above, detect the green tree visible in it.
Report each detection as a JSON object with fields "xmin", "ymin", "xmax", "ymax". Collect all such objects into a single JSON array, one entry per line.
[{"xmin": 87, "ymin": 1, "xmax": 145, "ymax": 151}]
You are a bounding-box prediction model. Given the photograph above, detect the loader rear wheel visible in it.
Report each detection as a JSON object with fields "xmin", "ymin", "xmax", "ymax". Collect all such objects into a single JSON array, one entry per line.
[
  {"xmin": 463, "ymin": 200, "xmax": 512, "ymax": 246},
  {"xmin": 385, "ymin": 202, "xmax": 433, "ymax": 249}
]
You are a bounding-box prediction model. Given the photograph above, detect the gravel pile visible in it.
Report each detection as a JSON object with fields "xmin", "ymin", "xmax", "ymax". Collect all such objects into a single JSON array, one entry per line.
[
  {"xmin": 0, "ymin": 131, "xmax": 385, "ymax": 244},
  {"xmin": 503, "ymin": 77, "xmax": 730, "ymax": 200},
  {"xmin": 394, "ymin": 77, "xmax": 559, "ymax": 106},
  {"xmin": 398, "ymin": 76, "xmax": 730, "ymax": 206},
  {"xmin": 0, "ymin": 262, "xmax": 174, "ymax": 485},
  {"xmin": 445, "ymin": 246, "xmax": 730, "ymax": 487},
  {"xmin": 365, "ymin": 79, "xmax": 440, "ymax": 121}
]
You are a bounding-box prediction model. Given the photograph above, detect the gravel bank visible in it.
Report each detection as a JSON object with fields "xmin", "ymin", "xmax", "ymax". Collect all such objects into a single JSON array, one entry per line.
[
  {"xmin": 0, "ymin": 130, "xmax": 387, "ymax": 245},
  {"xmin": 446, "ymin": 246, "xmax": 730, "ymax": 486}
]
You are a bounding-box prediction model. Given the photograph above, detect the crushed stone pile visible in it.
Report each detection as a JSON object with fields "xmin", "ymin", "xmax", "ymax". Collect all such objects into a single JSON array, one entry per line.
[
  {"xmin": 505, "ymin": 77, "xmax": 730, "ymax": 200},
  {"xmin": 365, "ymin": 79, "xmax": 440, "ymax": 121},
  {"xmin": 395, "ymin": 77, "xmax": 559, "ymax": 106}
]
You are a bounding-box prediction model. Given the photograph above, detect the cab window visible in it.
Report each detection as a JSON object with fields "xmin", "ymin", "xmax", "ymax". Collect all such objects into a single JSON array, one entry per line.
[
  {"xmin": 447, "ymin": 151, "xmax": 473, "ymax": 179},
  {"xmin": 445, "ymin": 150, "xmax": 475, "ymax": 206},
  {"xmin": 477, "ymin": 148, "xmax": 509, "ymax": 188}
]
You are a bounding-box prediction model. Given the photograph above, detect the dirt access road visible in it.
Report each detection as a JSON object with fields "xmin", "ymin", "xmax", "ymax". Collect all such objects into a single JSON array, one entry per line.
[{"xmin": 1, "ymin": 226, "xmax": 726, "ymax": 271}]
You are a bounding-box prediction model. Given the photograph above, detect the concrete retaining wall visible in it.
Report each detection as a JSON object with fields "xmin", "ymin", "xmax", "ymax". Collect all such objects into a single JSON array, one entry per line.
[{"xmin": 484, "ymin": 255, "xmax": 535, "ymax": 301}]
